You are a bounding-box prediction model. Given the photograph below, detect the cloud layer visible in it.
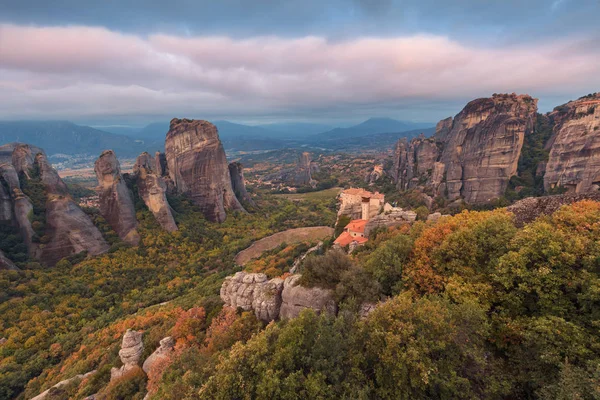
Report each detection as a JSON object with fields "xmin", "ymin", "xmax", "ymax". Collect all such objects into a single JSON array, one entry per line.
[{"xmin": 0, "ymin": 24, "xmax": 599, "ymax": 123}]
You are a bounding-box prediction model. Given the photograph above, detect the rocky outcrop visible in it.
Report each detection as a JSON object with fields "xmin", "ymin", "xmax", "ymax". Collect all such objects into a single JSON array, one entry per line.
[
  {"xmin": 30, "ymin": 371, "xmax": 96, "ymax": 400},
  {"xmin": 220, "ymin": 272, "xmax": 336, "ymax": 321},
  {"xmin": 365, "ymin": 165, "xmax": 384, "ymax": 185},
  {"xmin": 0, "ymin": 143, "xmax": 109, "ymax": 266},
  {"xmin": 280, "ymin": 274, "xmax": 336, "ymax": 319},
  {"xmin": 228, "ymin": 162, "xmax": 255, "ymax": 206},
  {"xmin": 364, "ymin": 206, "xmax": 417, "ymax": 237},
  {"xmin": 41, "ymin": 194, "xmax": 110, "ymax": 266},
  {"xmin": 507, "ymin": 192, "xmax": 600, "ymax": 226},
  {"xmin": 164, "ymin": 118, "xmax": 244, "ymax": 223},
  {"xmin": 95, "ymin": 150, "xmax": 140, "ymax": 245},
  {"xmin": 111, "ymin": 329, "xmax": 144, "ymax": 381},
  {"xmin": 220, "ymin": 272, "xmax": 284, "ymax": 322},
  {"xmin": 143, "ymin": 337, "xmax": 175, "ymax": 374},
  {"xmin": 294, "ymin": 152, "xmax": 313, "ymax": 186},
  {"xmin": 543, "ymin": 94, "xmax": 600, "ymax": 193},
  {"xmin": 391, "ymin": 94, "xmax": 538, "ymax": 204},
  {"xmin": 0, "ymin": 250, "xmax": 18, "ymax": 270},
  {"xmin": 133, "ymin": 152, "xmax": 177, "ymax": 232}
]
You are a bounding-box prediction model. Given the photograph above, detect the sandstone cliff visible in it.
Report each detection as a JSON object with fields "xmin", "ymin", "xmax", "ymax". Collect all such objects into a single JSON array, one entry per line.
[
  {"xmin": 133, "ymin": 152, "xmax": 177, "ymax": 232},
  {"xmin": 164, "ymin": 118, "xmax": 244, "ymax": 223},
  {"xmin": 391, "ymin": 93, "xmax": 538, "ymax": 204},
  {"xmin": 228, "ymin": 162, "xmax": 255, "ymax": 206},
  {"xmin": 294, "ymin": 152, "xmax": 313, "ymax": 186},
  {"xmin": 0, "ymin": 250, "xmax": 18, "ymax": 270},
  {"xmin": 543, "ymin": 94, "xmax": 600, "ymax": 193},
  {"xmin": 95, "ymin": 150, "xmax": 140, "ymax": 245}
]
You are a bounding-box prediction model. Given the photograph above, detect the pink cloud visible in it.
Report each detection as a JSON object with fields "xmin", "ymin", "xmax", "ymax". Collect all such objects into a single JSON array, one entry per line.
[{"xmin": 0, "ymin": 23, "xmax": 598, "ymax": 120}]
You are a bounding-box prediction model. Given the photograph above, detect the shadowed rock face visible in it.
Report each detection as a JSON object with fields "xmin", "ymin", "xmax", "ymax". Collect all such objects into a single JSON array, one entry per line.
[
  {"xmin": 228, "ymin": 162, "xmax": 255, "ymax": 206},
  {"xmin": 543, "ymin": 95, "xmax": 600, "ymax": 193},
  {"xmin": 0, "ymin": 143, "xmax": 109, "ymax": 266},
  {"xmin": 0, "ymin": 250, "xmax": 18, "ymax": 270},
  {"xmin": 164, "ymin": 118, "xmax": 244, "ymax": 222},
  {"xmin": 133, "ymin": 152, "xmax": 177, "ymax": 232},
  {"xmin": 279, "ymin": 274, "xmax": 337, "ymax": 319},
  {"xmin": 37, "ymin": 152, "xmax": 109, "ymax": 265},
  {"xmin": 391, "ymin": 93, "xmax": 538, "ymax": 204},
  {"xmin": 95, "ymin": 150, "xmax": 140, "ymax": 245}
]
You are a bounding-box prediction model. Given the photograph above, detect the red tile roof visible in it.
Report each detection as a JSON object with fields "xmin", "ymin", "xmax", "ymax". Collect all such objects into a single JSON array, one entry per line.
[
  {"xmin": 334, "ymin": 231, "xmax": 368, "ymax": 246},
  {"xmin": 345, "ymin": 219, "xmax": 367, "ymax": 234}
]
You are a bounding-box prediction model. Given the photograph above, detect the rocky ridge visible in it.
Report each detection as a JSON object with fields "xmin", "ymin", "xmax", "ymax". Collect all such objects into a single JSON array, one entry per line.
[
  {"xmin": 392, "ymin": 94, "xmax": 538, "ymax": 204},
  {"xmin": 228, "ymin": 161, "xmax": 255, "ymax": 206}
]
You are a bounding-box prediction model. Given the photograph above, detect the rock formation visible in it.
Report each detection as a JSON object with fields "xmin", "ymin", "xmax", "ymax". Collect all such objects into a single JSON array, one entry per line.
[
  {"xmin": 364, "ymin": 206, "xmax": 417, "ymax": 237},
  {"xmin": 30, "ymin": 371, "xmax": 96, "ymax": 400},
  {"xmin": 365, "ymin": 164, "xmax": 384, "ymax": 185},
  {"xmin": 220, "ymin": 272, "xmax": 284, "ymax": 322},
  {"xmin": 220, "ymin": 271, "xmax": 336, "ymax": 322},
  {"xmin": 143, "ymin": 337, "xmax": 175, "ymax": 374},
  {"xmin": 294, "ymin": 152, "xmax": 313, "ymax": 186},
  {"xmin": 95, "ymin": 150, "xmax": 140, "ymax": 245},
  {"xmin": 280, "ymin": 274, "xmax": 337, "ymax": 319},
  {"xmin": 133, "ymin": 152, "xmax": 177, "ymax": 232},
  {"xmin": 0, "ymin": 143, "xmax": 109, "ymax": 266},
  {"xmin": 111, "ymin": 329, "xmax": 144, "ymax": 381},
  {"xmin": 543, "ymin": 94, "xmax": 600, "ymax": 193},
  {"xmin": 507, "ymin": 192, "xmax": 600, "ymax": 226},
  {"xmin": 164, "ymin": 118, "xmax": 244, "ymax": 223},
  {"xmin": 391, "ymin": 93, "xmax": 538, "ymax": 204},
  {"xmin": 228, "ymin": 162, "xmax": 255, "ymax": 206},
  {"xmin": 0, "ymin": 250, "xmax": 18, "ymax": 270}
]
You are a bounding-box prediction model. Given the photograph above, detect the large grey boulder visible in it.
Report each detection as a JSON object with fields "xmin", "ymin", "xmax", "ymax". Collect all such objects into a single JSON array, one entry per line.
[
  {"xmin": 279, "ymin": 274, "xmax": 337, "ymax": 319},
  {"xmin": 111, "ymin": 329, "xmax": 144, "ymax": 381},
  {"xmin": 143, "ymin": 336, "xmax": 175, "ymax": 374}
]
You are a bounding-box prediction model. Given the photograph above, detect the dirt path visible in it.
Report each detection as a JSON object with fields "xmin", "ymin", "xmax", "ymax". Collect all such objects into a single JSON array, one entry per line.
[{"xmin": 235, "ymin": 226, "xmax": 334, "ymax": 265}]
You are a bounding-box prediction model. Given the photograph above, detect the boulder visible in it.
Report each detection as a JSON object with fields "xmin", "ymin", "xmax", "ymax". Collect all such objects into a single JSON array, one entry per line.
[
  {"xmin": 95, "ymin": 150, "xmax": 140, "ymax": 245},
  {"xmin": 220, "ymin": 271, "xmax": 284, "ymax": 322},
  {"xmin": 507, "ymin": 192, "xmax": 600, "ymax": 226},
  {"xmin": 134, "ymin": 152, "xmax": 177, "ymax": 232},
  {"xmin": 364, "ymin": 208, "xmax": 417, "ymax": 237},
  {"xmin": 279, "ymin": 274, "xmax": 337, "ymax": 319},
  {"xmin": 143, "ymin": 336, "xmax": 175, "ymax": 374},
  {"xmin": 164, "ymin": 118, "xmax": 244, "ymax": 222},
  {"xmin": 111, "ymin": 329, "xmax": 144, "ymax": 381}
]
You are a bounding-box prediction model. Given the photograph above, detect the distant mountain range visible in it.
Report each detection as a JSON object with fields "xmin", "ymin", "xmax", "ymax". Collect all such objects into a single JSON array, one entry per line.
[
  {"xmin": 0, "ymin": 117, "xmax": 434, "ymax": 156},
  {"xmin": 0, "ymin": 121, "xmax": 159, "ymax": 157}
]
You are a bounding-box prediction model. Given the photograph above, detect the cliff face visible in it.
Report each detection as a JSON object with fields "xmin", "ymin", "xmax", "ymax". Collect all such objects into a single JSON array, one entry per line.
[
  {"xmin": 164, "ymin": 118, "xmax": 244, "ymax": 223},
  {"xmin": 391, "ymin": 94, "xmax": 538, "ymax": 204},
  {"xmin": 133, "ymin": 152, "xmax": 178, "ymax": 232},
  {"xmin": 37, "ymin": 152, "xmax": 109, "ymax": 265},
  {"xmin": 95, "ymin": 150, "xmax": 140, "ymax": 245},
  {"xmin": 228, "ymin": 162, "xmax": 255, "ymax": 206},
  {"xmin": 0, "ymin": 143, "xmax": 109, "ymax": 266},
  {"xmin": 294, "ymin": 152, "xmax": 313, "ymax": 186},
  {"xmin": 543, "ymin": 95, "xmax": 600, "ymax": 193}
]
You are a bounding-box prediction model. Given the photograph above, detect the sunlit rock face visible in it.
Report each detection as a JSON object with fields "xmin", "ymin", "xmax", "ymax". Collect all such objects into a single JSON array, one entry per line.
[
  {"xmin": 111, "ymin": 329, "xmax": 144, "ymax": 381},
  {"xmin": 164, "ymin": 118, "xmax": 244, "ymax": 223},
  {"xmin": 543, "ymin": 94, "xmax": 600, "ymax": 193},
  {"xmin": 391, "ymin": 93, "xmax": 538, "ymax": 204},
  {"xmin": 95, "ymin": 150, "xmax": 140, "ymax": 245},
  {"xmin": 133, "ymin": 152, "xmax": 178, "ymax": 232}
]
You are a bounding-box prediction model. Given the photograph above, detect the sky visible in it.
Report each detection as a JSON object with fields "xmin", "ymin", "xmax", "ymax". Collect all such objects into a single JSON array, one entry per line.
[{"xmin": 0, "ymin": 0, "xmax": 599, "ymax": 126}]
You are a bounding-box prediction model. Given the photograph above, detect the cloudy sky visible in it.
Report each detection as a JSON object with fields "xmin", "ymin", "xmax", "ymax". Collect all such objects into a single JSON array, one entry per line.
[{"xmin": 0, "ymin": 0, "xmax": 599, "ymax": 126}]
